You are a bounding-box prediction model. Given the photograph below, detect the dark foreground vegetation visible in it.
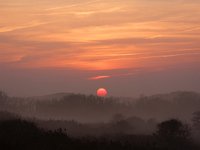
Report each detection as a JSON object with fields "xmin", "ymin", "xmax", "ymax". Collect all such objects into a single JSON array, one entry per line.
[{"xmin": 0, "ymin": 118, "xmax": 200, "ymax": 150}]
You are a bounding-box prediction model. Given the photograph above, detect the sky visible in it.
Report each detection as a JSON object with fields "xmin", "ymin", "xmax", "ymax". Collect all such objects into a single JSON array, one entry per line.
[{"xmin": 0, "ymin": 0, "xmax": 200, "ymax": 97}]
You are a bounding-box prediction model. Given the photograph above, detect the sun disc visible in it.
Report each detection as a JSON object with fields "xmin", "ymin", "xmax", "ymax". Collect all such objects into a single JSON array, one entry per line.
[{"xmin": 97, "ymin": 88, "xmax": 107, "ymax": 97}]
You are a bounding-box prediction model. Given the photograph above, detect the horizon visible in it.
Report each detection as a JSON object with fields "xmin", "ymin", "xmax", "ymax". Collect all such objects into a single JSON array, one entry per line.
[{"xmin": 2, "ymin": 90, "xmax": 200, "ymax": 99}]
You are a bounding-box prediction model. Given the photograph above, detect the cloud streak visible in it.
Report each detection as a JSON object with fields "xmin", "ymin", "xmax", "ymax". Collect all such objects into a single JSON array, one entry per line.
[
  {"xmin": 88, "ymin": 75, "xmax": 111, "ymax": 80},
  {"xmin": 0, "ymin": 21, "xmax": 47, "ymax": 33},
  {"xmin": 88, "ymin": 72, "xmax": 137, "ymax": 80},
  {"xmin": 0, "ymin": 0, "xmax": 200, "ymax": 72}
]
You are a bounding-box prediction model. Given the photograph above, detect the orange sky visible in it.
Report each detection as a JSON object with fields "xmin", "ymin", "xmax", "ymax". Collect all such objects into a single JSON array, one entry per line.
[
  {"xmin": 1, "ymin": 0, "xmax": 200, "ymax": 97},
  {"xmin": 1, "ymin": 0, "xmax": 200, "ymax": 72}
]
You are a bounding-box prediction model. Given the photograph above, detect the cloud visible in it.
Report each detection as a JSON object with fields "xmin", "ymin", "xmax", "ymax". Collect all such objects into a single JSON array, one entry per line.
[
  {"xmin": 88, "ymin": 75, "xmax": 111, "ymax": 80},
  {"xmin": 0, "ymin": 0, "xmax": 200, "ymax": 71},
  {"xmin": 45, "ymin": 0, "xmax": 102, "ymax": 11},
  {"xmin": 0, "ymin": 21, "xmax": 48, "ymax": 33},
  {"xmin": 88, "ymin": 72, "xmax": 137, "ymax": 80}
]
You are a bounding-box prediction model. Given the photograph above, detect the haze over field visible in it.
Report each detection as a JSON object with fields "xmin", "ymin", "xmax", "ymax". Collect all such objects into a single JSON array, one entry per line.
[
  {"xmin": 1, "ymin": 0, "xmax": 200, "ymax": 96},
  {"xmin": 1, "ymin": 91, "xmax": 200, "ymax": 123}
]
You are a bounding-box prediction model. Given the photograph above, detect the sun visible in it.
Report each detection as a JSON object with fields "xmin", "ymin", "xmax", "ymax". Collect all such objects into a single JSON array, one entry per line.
[{"xmin": 97, "ymin": 88, "xmax": 108, "ymax": 97}]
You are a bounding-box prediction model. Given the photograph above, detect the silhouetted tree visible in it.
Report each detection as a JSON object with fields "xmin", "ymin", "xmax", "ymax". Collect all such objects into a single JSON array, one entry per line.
[
  {"xmin": 193, "ymin": 111, "xmax": 200, "ymax": 131},
  {"xmin": 111, "ymin": 113, "xmax": 125, "ymax": 123},
  {"xmin": 0, "ymin": 91, "xmax": 8, "ymax": 106},
  {"xmin": 155, "ymin": 119, "xmax": 191, "ymax": 149},
  {"xmin": 0, "ymin": 111, "xmax": 19, "ymax": 120},
  {"xmin": 0, "ymin": 91, "xmax": 7, "ymax": 99}
]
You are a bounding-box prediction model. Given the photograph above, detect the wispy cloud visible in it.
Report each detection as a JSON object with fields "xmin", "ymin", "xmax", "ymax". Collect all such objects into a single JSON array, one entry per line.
[
  {"xmin": 88, "ymin": 72, "xmax": 136, "ymax": 80},
  {"xmin": 45, "ymin": 0, "xmax": 102, "ymax": 11},
  {"xmin": 88, "ymin": 75, "xmax": 111, "ymax": 80},
  {"xmin": 0, "ymin": 21, "xmax": 47, "ymax": 33},
  {"xmin": 0, "ymin": 0, "xmax": 200, "ymax": 71}
]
